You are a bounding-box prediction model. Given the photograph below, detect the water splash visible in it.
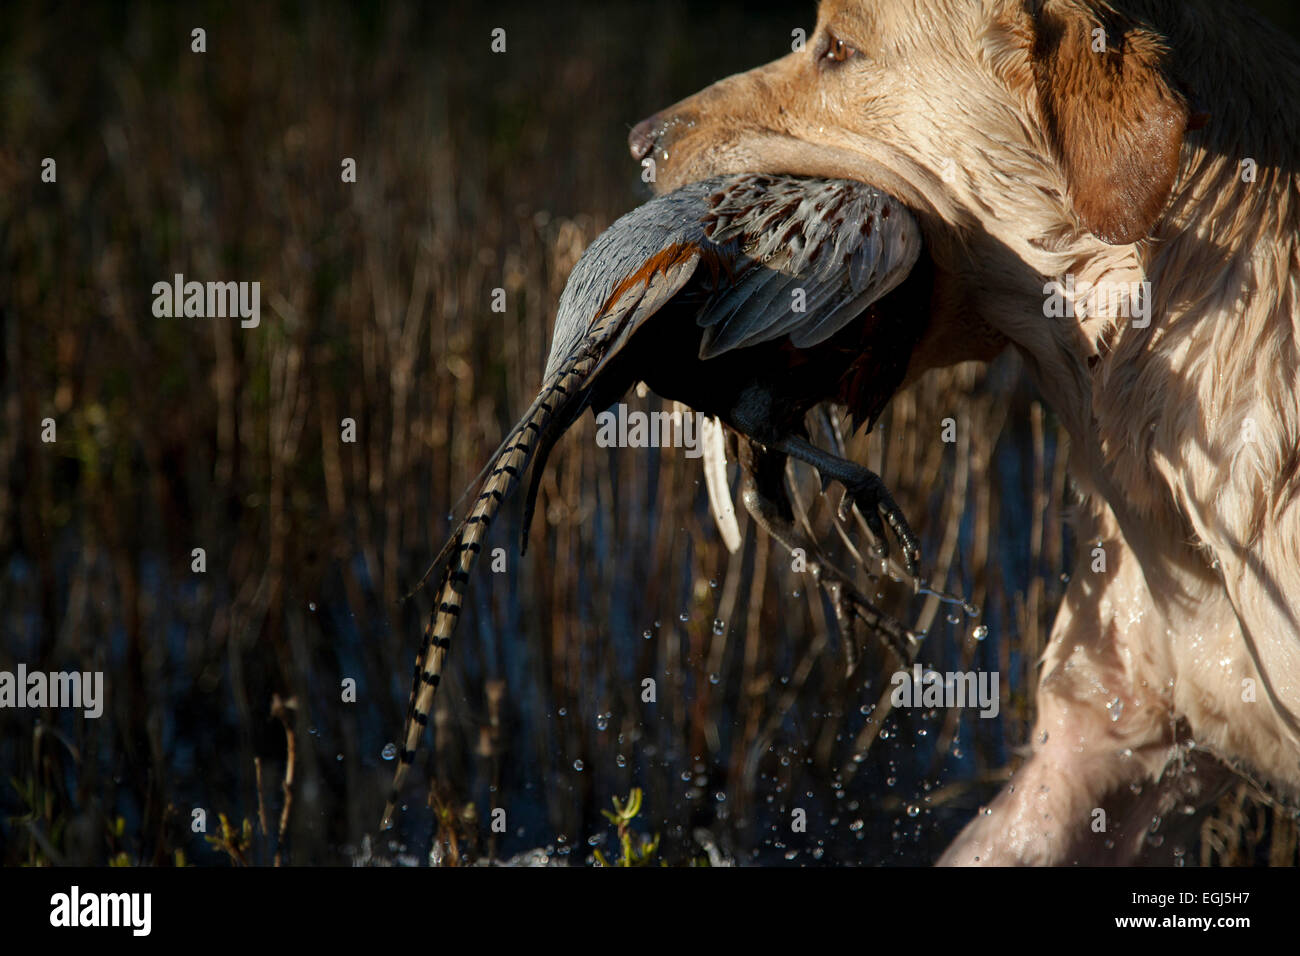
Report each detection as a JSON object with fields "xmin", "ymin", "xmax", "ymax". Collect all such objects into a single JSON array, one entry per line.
[{"xmin": 914, "ymin": 579, "xmax": 980, "ymax": 619}]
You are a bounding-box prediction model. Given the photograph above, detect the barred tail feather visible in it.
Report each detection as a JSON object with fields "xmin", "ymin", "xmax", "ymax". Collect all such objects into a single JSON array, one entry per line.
[{"xmin": 381, "ymin": 353, "xmax": 594, "ymax": 829}]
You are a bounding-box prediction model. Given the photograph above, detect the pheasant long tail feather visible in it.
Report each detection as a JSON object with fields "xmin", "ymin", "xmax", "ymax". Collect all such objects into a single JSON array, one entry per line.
[{"xmin": 380, "ymin": 351, "xmax": 597, "ymax": 829}]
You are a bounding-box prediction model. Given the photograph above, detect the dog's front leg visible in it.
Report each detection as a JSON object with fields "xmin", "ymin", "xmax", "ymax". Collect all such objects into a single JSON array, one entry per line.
[{"xmin": 939, "ymin": 515, "xmax": 1226, "ymax": 865}]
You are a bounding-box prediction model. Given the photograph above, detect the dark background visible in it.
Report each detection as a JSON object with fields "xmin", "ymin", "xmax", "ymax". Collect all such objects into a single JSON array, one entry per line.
[{"xmin": 2, "ymin": 0, "xmax": 1297, "ymax": 866}]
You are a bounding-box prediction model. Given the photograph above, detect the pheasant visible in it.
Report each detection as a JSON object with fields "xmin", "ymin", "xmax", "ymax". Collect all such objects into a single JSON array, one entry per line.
[{"xmin": 382, "ymin": 173, "xmax": 932, "ymax": 830}]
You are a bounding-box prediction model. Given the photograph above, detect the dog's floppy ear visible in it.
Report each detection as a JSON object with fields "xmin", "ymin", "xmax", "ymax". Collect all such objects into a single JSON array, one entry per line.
[{"xmin": 1030, "ymin": 1, "xmax": 1189, "ymax": 245}]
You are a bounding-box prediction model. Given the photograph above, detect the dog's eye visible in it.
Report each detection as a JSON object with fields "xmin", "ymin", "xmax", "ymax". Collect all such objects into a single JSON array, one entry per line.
[{"xmin": 823, "ymin": 34, "xmax": 857, "ymax": 64}]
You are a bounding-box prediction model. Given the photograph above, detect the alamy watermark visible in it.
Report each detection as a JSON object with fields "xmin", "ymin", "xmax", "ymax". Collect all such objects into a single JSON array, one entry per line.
[
  {"xmin": 152, "ymin": 273, "xmax": 261, "ymax": 328},
  {"xmin": 595, "ymin": 403, "xmax": 706, "ymax": 459},
  {"xmin": 50, "ymin": 886, "xmax": 150, "ymax": 936},
  {"xmin": 890, "ymin": 664, "xmax": 999, "ymax": 718},
  {"xmin": 0, "ymin": 664, "xmax": 103, "ymax": 718},
  {"xmin": 1043, "ymin": 274, "xmax": 1151, "ymax": 328}
]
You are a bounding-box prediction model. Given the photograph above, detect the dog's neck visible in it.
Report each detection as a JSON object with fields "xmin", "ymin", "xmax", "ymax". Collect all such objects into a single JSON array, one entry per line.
[
  {"xmin": 1015, "ymin": 100, "xmax": 1300, "ymax": 596},
  {"xmin": 944, "ymin": 49, "xmax": 1300, "ymax": 583}
]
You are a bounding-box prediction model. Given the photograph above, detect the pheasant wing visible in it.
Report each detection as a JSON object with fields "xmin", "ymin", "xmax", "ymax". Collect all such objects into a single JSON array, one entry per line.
[{"xmin": 696, "ymin": 176, "xmax": 921, "ymax": 359}]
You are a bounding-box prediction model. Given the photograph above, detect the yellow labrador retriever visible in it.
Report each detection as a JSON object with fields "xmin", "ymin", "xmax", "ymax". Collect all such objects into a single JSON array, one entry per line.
[{"xmin": 630, "ymin": 0, "xmax": 1300, "ymax": 864}]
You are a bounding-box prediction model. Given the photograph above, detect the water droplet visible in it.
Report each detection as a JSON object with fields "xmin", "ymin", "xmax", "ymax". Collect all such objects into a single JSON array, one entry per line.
[
  {"xmin": 642, "ymin": 629, "xmax": 652, "ymax": 640},
  {"xmin": 381, "ymin": 743, "xmax": 397, "ymax": 761},
  {"xmin": 308, "ymin": 602, "xmax": 317, "ymax": 612},
  {"xmin": 972, "ymin": 624, "xmax": 989, "ymax": 641},
  {"xmin": 679, "ymin": 612, "xmax": 689, "ymax": 623},
  {"xmin": 906, "ymin": 804, "xmax": 920, "ymax": 818},
  {"xmin": 616, "ymin": 754, "xmax": 627, "ymax": 768},
  {"xmin": 596, "ymin": 714, "xmax": 609, "ymax": 731},
  {"xmin": 572, "ymin": 759, "xmax": 584, "ymax": 771},
  {"xmin": 1107, "ymin": 697, "xmax": 1123, "ymax": 722},
  {"xmin": 712, "ymin": 619, "xmax": 725, "ymax": 635}
]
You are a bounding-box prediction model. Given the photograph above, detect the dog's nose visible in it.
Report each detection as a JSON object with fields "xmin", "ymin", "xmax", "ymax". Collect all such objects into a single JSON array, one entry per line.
[{"xmin": 628, "ymin": 114, "xmax": 660, "ymax": 161}]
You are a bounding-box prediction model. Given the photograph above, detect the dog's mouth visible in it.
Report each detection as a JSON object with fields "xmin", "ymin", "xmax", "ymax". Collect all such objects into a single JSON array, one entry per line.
[{"xmin": 632, "ymin": 121, "xmax": 959, "ymax": 231}]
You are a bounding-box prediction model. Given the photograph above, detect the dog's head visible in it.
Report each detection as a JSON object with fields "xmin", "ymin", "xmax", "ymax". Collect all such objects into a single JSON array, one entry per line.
[{"xmin": 630, "ymin": 0, "xmax": 1197, "ymax": 376}]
